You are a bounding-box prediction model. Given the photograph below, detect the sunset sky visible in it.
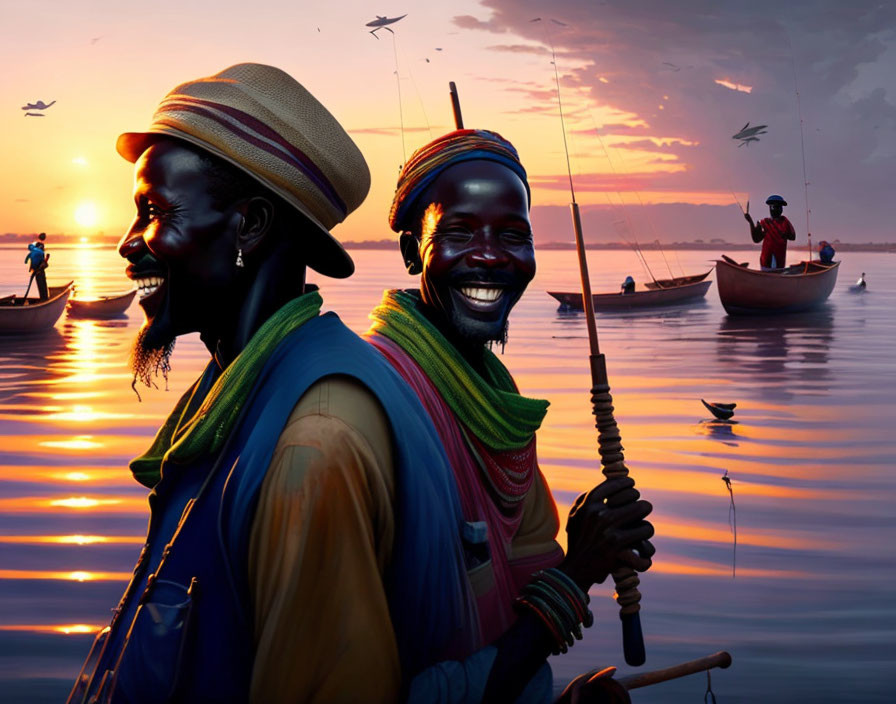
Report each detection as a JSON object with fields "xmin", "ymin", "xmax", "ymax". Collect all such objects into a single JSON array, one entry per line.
[{"xmin": 1, "ymin": 0, "xmax": 893, "ymax": 245}]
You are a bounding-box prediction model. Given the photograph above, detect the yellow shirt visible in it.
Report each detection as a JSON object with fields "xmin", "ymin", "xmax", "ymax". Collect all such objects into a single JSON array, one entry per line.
[{"xmin": 248, "ymin": 375, "xmax": 560, "ymax": 703}]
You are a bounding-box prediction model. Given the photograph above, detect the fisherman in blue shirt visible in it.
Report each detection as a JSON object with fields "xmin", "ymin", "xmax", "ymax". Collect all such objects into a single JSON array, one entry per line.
[{"xmin": 24, "ymin": 232, "xmax": 49, "ymax": 299}]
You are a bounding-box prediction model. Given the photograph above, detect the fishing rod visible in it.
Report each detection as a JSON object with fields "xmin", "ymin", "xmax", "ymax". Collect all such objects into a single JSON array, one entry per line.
[
  {"xmin": 786, "ymin": 30, "xmax": 812, "ymax": 261},
  {"xmin": 583, "ymin": 110, "xmax": 672, "ymax": 284},
  {"xmin": 538, "ymin": 24, "xmax": 647, "ymax": 667}
]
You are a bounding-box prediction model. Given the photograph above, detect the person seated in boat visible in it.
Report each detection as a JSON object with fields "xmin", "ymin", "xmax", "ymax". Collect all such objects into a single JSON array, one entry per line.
[
  {"xmin": 818, "ymin": 240, "xmax": 835, "ymax": 264},
  {"xmin": 23, "ymin": 232, "xmax": 49, "ymax": 299},
  {"xmin": 366, "ymin": 128, "xmax": 655, "ymax": 703},
  {"xmin": 70, "ymin": 63, "xmax": 494, "ymax": 704},
  {"xmin": 620, "ymin": 275, "xmax": 635, "ymax": 294},
  {"xmin": 744, "ymin": 194, "xmax": 795, "ymax": 270}
]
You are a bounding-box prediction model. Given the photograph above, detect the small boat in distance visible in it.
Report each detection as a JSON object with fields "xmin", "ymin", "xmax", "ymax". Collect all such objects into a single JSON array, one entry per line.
[
  {"xmin": 644, "ymin": 270, "xmax": 713, "ymax": 290},
  {"xmin": 548, "ymin": 278, "xmax": 712, "ymax": 311},
  {"xmin": 67, "ymin": 289, "xmax": 137, "ymax": 318},
  {"xmin": 715, "ymin": 255, "xmax": 839, "ymax": 315},
  {"xmin": 0, "ymin": 281, "xmax": 74, "ymax": 334}
]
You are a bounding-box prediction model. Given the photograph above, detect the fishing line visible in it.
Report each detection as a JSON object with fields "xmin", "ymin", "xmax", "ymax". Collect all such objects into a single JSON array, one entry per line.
[
  {"xmin": 722, "ymin": 470, "xmax": 737, "ymax": 578},
  {"xmin": 785, "ymin": 29, "xmax": 812, "ymax": 257},
  {"xmin": 390, "ymin": 30, "xmax": 407, "ymax": 165},
  {"xmin": 401, "ymin": 44, "xmax": 433, "ymax": 141},
  {"xmin": 584, "ymin": 110, "xmax": 662, "ymax": 283},
  {"xmin": 533, "ymin": 15, "xmax": 663, "ymax": 284}
]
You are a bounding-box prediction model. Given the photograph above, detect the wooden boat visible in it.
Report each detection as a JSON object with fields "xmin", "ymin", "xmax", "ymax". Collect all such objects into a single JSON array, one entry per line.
[
  {"xmin": 548, "ymin": 279, "xmax": 712, "ymax": 311},
  {"xmin": 644, "ymin": 269, "xmax": 712, "ymax": 290},
  {"xmin": 0, "ymin": 281, "xmax": 74, "ymax": 334},
  {"xmin": 67, "ymin": 289, "xmax": 137, "ymax": 318},
  {"xmin": 715, "ymin": 256, "xmax": 839, "ymax": 315}
]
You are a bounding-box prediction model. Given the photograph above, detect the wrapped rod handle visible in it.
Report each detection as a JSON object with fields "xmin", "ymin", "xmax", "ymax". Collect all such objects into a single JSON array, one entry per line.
[{"xmin": 590, "ymin": 353, "xmax": 646, "ymax": 666}]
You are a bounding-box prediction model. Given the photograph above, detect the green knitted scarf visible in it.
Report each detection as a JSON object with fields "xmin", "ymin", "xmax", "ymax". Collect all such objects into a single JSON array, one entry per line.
[
  {"xmin": 129, "ymin": 291, "xmax": 323, "ymax": 488},
  {"xmin": 367, "ymin": 289, "xmax": 548, "ymax": 451}
]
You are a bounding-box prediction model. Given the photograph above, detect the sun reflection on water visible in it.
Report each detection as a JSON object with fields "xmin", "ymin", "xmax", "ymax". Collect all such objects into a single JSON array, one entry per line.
[
  {"xmin": 49, "ymin": 497, "xmax": 120, "ymax": 509},
  {"xmin": 39, "ymin": 436, "xmax": 103, "ymax": 450},
  {"xmin": 0, "ymin": 624, "xmax": 103, "ymax": 635},
  {"xmin": 0, "ymin": 569, "xmax": 130, "ymax": 581},
  {"xmin": 0, "ymin": 534, "xmax": 143, "ymax": 545}
]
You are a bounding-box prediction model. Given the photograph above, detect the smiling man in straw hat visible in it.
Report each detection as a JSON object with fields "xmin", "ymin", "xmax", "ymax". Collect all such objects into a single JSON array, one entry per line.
[{"xmin": 68, "ymin": 63, "xmax": 474, "ymax": 704}]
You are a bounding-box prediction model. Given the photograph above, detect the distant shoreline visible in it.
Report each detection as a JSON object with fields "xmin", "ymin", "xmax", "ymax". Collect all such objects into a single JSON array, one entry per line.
[{"xmin": 1, "ymin": 234, "xmax": 893, "ymax": 253}]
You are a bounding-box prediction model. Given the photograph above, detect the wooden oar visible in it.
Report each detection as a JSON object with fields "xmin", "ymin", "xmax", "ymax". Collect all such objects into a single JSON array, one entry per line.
[
  {"xmin": 22, "ymin": 272, "xmax": 36, "ymax": 300},
  {"xmin": 617, "ymin": 651, "xmax": 732, "ymax": 691}
]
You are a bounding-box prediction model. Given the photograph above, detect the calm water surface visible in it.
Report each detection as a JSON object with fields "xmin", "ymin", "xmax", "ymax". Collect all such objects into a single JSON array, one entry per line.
[{"xmin": 0, "ymin": 243, "xmax": 893, "ymax": 702}]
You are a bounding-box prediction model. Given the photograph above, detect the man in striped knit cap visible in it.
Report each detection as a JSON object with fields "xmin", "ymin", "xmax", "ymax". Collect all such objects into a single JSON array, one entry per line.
[{"xmin": 366, "ymin": 129, "xmax": 655, "ymax": 702}]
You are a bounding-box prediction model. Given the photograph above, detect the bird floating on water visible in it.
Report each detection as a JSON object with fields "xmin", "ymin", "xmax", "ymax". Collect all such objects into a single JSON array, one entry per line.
[
  {"xmin": 849, "ymin": 273, "xmax": 866, "ymax": 292},
  {"xmin": 701, "ymin": 399, "xmax": 736, "ymax": 420}
]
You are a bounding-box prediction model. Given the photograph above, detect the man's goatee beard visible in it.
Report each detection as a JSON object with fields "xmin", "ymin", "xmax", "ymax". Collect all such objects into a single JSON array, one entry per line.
[{"xmin": 129, "ymin": 325, "xmax": 175, "ymax": 400}]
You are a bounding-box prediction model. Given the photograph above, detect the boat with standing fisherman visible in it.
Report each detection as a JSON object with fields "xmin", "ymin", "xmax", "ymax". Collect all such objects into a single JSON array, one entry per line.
[
  {"xmin": 715, "ymin": 255, "xmax": 839, "ymax": 315},
  {"xmin": 0, "ymin": 281, "xmax": 73, "ymax": 334}
]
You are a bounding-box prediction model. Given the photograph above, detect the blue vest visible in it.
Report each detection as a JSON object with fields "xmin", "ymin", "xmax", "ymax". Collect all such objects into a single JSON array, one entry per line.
[{"xmin": 69, "ymin": 313, "xmax": 474, "ymax": 703}]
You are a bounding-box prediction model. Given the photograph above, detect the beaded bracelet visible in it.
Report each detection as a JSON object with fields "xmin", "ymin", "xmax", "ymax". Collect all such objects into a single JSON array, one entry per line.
[{"xmin": 514, "ymin": 567, "xmax": 594, "ymax": 655}]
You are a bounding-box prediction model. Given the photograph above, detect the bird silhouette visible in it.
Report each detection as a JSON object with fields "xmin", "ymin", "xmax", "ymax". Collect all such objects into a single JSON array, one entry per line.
[
  {"xmin": 21, "ymin": 100, "xmax": 56, "ymax": 111},
  {"xmin": 701, "ymin": 399, "xmax": 736, "ymax": 420}
]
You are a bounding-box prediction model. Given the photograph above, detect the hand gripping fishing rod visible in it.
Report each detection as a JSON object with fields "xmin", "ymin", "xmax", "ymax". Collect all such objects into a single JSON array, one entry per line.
[
  {"xmin": 447, "ymin": 80, "xmax": 645, "ymax": 666},
  {"xmin": 547, "ymin": 54, "xmax": 647, "ymax": 666}
]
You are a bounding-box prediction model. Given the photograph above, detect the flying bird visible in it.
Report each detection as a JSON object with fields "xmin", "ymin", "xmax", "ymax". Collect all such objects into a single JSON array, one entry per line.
[
  {"xmin": 662, "ymin": 61, "xmax": 681, "ymax": 72},
  {"xmin": 366, "ymin": 14, "xmax": 407, "ymax": 38},
  {"xmin": 701, "ymin": 399, "xmax": 737, "ymax": 420},
  {"xmin": 21, "ymin": 100, "xmax": 56, "ymax": 111},
  {"xmin": 732, "ymin": 122, "xmax": 767, "ymax": 146}
]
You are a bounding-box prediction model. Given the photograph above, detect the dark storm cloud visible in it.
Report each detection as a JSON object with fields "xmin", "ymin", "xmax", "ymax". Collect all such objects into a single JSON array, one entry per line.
[{"xmin": 455, "ymin": 1, "xmax": 896, "ymax": 241}]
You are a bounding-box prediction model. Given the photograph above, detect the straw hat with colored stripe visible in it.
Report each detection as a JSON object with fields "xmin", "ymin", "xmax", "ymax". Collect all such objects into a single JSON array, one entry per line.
[{"xmin": 117, "ymin": 63, "xmax": 369, "ymax": 278}]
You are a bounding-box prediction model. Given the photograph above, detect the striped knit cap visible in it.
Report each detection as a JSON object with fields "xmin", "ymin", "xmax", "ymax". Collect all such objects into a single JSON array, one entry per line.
[
  {"xmin": 389, "ymin": 129, "xmax": 530, "ymax": 233},
  {"xmin": 116, "ymin": 63, "xmax": 369, "ymax": 278}
]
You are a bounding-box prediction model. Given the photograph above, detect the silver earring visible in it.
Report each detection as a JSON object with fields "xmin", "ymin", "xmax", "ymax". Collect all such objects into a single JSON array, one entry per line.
[{"xmin": 236, "ymin": 248, "xmax": 244, "ymax": 268}]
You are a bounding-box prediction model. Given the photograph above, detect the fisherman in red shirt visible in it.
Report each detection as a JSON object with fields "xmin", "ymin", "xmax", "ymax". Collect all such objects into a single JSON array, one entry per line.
[{"xmin": 745, "ymin": 194, "xmax": 796, "ymax": 269}]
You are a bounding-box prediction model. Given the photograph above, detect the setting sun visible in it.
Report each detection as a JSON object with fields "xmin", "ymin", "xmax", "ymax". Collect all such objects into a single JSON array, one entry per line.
[{"xmin": 74, "ymin": 201, "xmax": 99, "ymax": 228}]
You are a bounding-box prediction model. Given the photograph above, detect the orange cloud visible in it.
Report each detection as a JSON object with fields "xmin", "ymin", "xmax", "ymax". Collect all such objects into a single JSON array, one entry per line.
[{"xmin": 714, "ymin": 78, "xmax": 752, "ymax": 93}]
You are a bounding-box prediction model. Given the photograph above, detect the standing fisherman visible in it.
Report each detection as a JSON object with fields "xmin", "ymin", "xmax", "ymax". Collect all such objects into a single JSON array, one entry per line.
[
  {"xmin": 745, "ymin": 195, "xmax": 796, "ymax": 270},
  {"xmin": 24, "ymin": 232, "xmax": 49, "ymax": 299}
]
